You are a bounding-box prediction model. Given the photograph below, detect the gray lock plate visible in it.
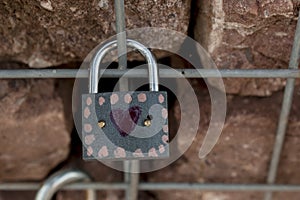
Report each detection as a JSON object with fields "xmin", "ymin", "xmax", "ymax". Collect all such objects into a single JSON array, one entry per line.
[{"xmin": 82, "ymin": 91, "xmax": 169, "ymax": 160}]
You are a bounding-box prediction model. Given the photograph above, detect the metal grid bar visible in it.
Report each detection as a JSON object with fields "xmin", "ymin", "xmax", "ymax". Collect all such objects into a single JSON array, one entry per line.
[
  {"xmin": 264, "ymin": 9, "xmax": 300, "ymax": 200},
  {"xmin": 114, "ymin": 0, "xmax": 127, "ymax": 70},
  {"xmin": 1, "ymin": 182, "xmax": 300, "ymax": 192},
  {"xmin": 0, "ymin": 69, "xmax": 300, "ymax": 78},
  {"xmin": 114, "ymin": 1, "xmax": 139, "ymax": 200}
]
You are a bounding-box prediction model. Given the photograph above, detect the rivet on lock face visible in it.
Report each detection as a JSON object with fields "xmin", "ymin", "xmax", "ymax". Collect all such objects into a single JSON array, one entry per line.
[
  {"xmin": 144, "ymin": 115, "xmax": 153, "ymax": 127},
  {"xmin": 98, "ymin": 120, "xmax": 106, "ymax": 128},
  {"xmin": 144, "ymin": 119, "xmax": 151, "ymax": 127}
]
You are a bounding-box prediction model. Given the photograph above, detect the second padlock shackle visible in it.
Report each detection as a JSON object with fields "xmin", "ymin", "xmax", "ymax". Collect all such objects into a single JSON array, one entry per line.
[
  {"xmin": 35, "ymin": 169, "xmax": 96, "ymax": 200},
  {"xmin": 89, "ymin": 39, "xmax": 159, "ymax": 93}
]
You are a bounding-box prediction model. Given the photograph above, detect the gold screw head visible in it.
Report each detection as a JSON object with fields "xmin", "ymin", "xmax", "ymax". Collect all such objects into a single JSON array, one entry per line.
[
  {"xmin": 98, "ymin": 120, "xmax": 106, "ymax": 128},
  {"xmin": 144, "ymin": 119, "xmax": 151, "ymax": 127}
]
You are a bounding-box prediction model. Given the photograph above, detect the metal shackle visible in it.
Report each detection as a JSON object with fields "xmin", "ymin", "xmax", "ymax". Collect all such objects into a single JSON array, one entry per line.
[
  {"xmin": 35, "ymin": 169, "xmax": 96, "ymax": 200},
  {"xmin": 89, "ymin": 39, "xmax": 159, "ymax": 93}
]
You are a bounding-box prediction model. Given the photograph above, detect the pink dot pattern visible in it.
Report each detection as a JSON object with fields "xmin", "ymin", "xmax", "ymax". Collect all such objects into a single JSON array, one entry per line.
[
  {"xmin": 98, "ymin": 146, "xmax": 109, "ymax": 158},
  {"xmin": 158, "ymin": 94, "xmax": 165, "ymax": 103},
  {"xmin": 114, "ymin": 147, "xmax": 126, "ymax": 158},
  {"xmin": 162, "ymin": 135, "xmax": 168, "ymax": 144},
  {"xmin": 87, "ymin": 146, "xmax": 93, "ymax": 156},
  {"xmin": 159, "ymin": 145, "xmax": 165, "ymax": 153},
  {"xmin": 162, "ymin": 125, "xmax": 168, "ymax": 133},
  {"xmin": 148, "ymin": 148, "xmax": 158, "ymax": 157},
  {"xmin": 83, "ymin": 92, "xmax": 169, "ymax": 159},
  {"xmin": 137, "ymin": 93, "xmax": 147, "ymax": 102},
  {"xmin": 133, "ymin": 149, "xmax": 144, "ymax": 157},
  {"xmin": 84, "ymin": 107, "xmax": 91, "ymax": 118},
  {"xmin": 162, "ymin": 108, "xmax": 168, "ymax": 119},
  {"xmin": 124, "ymin": 93, "xmax": 132, "ymax": 104},
  {"xmin": 84, "ymin": 134, "xmax": 95, "ymax": 145},
  {"xmin": 110, "ymin": 93, "xmax": 119, "ymax": 105},
  {"xmin": 99, "ymin": 97, "xmax": 105, "ymax": 106},
  {"xmin": 84, "ymin": 124, "xmax": 92, "ymax": 133},
  {"xmin": 86, "ymin": 97, "xmax": 92, "ymax": 105}
]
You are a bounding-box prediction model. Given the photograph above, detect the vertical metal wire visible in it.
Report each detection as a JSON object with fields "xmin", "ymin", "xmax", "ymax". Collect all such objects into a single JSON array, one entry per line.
[
  {"xmin": 114, "ymin": 1, "xmax": 140, "ymax": 200},
  {"xmin": 114, "ymin": 0, "xmax": 127, "ymax": 71},
  {"xmin": 264, "ymin": 10, "xmax": 300, "ymax": 200}
]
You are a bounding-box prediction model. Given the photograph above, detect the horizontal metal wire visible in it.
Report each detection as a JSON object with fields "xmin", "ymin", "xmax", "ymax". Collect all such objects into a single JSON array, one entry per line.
[
  {"xmin": 0, "ymin": 69, "xmax": 300, "ymax": 78},
  {"xmin": 1, "ymin": 182, "xmax": 300, "ymax": 192}
]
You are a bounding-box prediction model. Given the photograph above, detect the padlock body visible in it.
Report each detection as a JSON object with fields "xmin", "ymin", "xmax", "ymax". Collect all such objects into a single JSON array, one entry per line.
[{"xmin": 82, "ymin": 91, "xmax": 169, "ymax": 160}]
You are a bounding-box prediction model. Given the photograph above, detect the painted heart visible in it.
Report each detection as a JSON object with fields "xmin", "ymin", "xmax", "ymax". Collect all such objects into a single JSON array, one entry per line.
[{"xmin": 110, "ymin": 106, "xmax": 142, "ymax": 137}]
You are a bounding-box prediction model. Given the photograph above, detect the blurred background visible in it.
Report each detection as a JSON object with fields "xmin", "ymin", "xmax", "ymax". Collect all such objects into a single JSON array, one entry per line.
[{"xmin": 0, "ymin": 0, "xmax": 300, "ymax": 199}]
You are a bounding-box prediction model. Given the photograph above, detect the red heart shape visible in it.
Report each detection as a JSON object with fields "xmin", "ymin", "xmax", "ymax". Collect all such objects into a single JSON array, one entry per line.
[{"xmin": 110, "ymin": 106, "xmax": 142, "ymax": 137}]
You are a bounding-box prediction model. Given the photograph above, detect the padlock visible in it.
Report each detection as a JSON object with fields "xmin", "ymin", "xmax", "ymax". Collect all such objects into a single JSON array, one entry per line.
[{"xmin": 82, "ymin": 39, "xmax": 169, "ymax": 160}]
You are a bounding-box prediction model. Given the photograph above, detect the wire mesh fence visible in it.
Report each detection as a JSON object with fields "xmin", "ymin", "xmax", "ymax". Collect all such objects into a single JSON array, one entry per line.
[{"xmin": 0, "ymin": 4, "xmax": 299, "ymax": 200}]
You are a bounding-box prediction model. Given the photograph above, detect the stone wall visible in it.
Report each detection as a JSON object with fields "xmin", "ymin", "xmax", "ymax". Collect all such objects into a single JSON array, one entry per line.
[
  {"xmin": 0, "ymin": 62, "xmax": 71, "ymax": 181},
  {"xmin": 195, "ymin": 0, "xmax": 299, "ymax": 96},
  {"xmin": 0, "ymin": 0, "xmax": 190, "ymax": 68}
]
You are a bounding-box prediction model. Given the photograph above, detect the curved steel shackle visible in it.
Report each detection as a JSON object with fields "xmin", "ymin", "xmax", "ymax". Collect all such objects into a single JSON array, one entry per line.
[
  {"xmin": 35, "ymin": 169, "xmax": 96, "ymax": 200},
  {"xmin": 89, "ymin": 39, "xmax": 159, "ymax": 93}
]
